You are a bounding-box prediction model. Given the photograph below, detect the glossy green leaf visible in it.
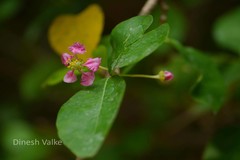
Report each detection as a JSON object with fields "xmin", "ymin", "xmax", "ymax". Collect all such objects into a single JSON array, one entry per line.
[
  {"xmin": 168, "ymin": 39, "xmax": 226, "ymax": 112},
  {"xmin": 213, "ymin": 7, "xmax": 240, "ymax": 55},
  {"xmin": 56, "ymin": 77, "xmax": 126, "ymax": 158},
  {"xmin": 110, "ymin": 15, "xmax": 169, "ymax": 71}
]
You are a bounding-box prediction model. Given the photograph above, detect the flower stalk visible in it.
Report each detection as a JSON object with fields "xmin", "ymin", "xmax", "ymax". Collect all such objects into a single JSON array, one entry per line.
[
  {"xmin": 98, "ymin": 66, "xmax": 108, "ymax": 71},
  {"xmin": 120, "ymin": 70, "xmax": 174, "ymax": 82}
]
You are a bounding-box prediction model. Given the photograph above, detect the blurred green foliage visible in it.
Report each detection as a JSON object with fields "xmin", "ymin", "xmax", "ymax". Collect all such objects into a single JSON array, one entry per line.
[
  {"xmin": 213, "ymin": 7, "xmax": 240, "ymax": 55},
  {"xmin": 0, "ymin": 0, "xmax": 22, "ymax": 23},
  {"xmin": 3, "ymin": 120, "xmax": 50, "ymax": 160},
  {"xmin": 165, "ymin": 39, "xmax": 226, "ymax": 112},
  {"xmin": 20, "ymin": 59, "xmax": 61, "ymax": 101},
  {"xmin": 203, "ymin": 126, "xmax": 240, "ymax": 160}
]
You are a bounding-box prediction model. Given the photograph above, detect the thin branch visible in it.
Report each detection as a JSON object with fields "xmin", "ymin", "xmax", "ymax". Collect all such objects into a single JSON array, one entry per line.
[{"xmin": 139, "ymin": 0, "xmax": 158, "ymax": 15}]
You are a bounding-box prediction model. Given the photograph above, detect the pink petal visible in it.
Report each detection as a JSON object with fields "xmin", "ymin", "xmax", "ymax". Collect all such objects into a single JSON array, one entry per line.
[
  {"xmin": 80, "ymin": 72, "xmax": 95, "ymax": 86},
  {"xmin": 63, "ymin": 70, "xmax": 77, "ymax": 83},
  {"xmin": 84, "ymin": 58, "xmax": 101, "ymax": 72},
  {"xmin": 164, "ymin": 71, "xmax": 174, "ymax": 81},
  {"xmin": 68, "ymin": 42, "xmax": 86, "ymax": 54},
  {"xmin": 61, "ymin": 53, "xmax": 72, "ymax": 66}
]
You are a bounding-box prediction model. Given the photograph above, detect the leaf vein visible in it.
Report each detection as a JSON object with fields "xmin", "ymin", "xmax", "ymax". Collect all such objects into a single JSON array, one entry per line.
[{"xmin": 93, "ymin": 77, "xmax": 110, "ymax": 135}]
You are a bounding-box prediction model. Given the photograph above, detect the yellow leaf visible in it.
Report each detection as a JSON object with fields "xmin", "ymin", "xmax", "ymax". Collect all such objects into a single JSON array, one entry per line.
[{"xmin": 48, "ymin": 4, "xmax": 104, "ymax": 60}]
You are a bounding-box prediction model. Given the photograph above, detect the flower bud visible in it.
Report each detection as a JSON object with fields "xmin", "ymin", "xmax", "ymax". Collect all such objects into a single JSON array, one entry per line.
[{"xmin": 159, "ymin": 70, "xmax": 174, "ymax": 82}]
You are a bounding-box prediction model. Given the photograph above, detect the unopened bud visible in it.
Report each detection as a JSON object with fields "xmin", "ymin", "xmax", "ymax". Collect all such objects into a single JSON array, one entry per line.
[{"xmin": 159, "ymin": 70, "xmax": 174, "ymax": 82}]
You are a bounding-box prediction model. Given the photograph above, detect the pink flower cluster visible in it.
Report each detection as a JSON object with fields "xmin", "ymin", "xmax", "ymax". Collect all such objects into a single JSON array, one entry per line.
[{"xmin": 61, "ymin": 42, "xmax": 101, "ymax": 86}]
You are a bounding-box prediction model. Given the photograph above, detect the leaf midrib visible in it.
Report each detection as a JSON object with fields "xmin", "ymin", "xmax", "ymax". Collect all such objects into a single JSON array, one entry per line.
[
  {"xmin": 111, "ymin": 24, "xmax": 148, "ymax": 70},
  {"xmin": 92, "ymin": 77, "xmax": 110, "ymax": 135}
]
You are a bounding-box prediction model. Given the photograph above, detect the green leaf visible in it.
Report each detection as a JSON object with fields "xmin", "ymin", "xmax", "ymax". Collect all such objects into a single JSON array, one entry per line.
[
  {"xmin": 20, "ymin": 59, "xmax": 60, "ymax": 101},
  {"xmin": 109, "ymin": 15, "xmax": 169, "ymax": 71},
  {"xmin": 213, "ymin": 7, "xmax": 240, "ymax": 55},
  {"xmin": 168, "ymin": 39, "xmax": 226, "ymax": 112},
  {"xmin": 56, "ymin": 77, "xmax": 126, "ymax": 158},
  {"xmin": 42, "ymin": 68, "xmax": 68, "ymax": 87},
  {"xmin": 111, "ymin": 15, "xmax": 153, "ymax": 48}
]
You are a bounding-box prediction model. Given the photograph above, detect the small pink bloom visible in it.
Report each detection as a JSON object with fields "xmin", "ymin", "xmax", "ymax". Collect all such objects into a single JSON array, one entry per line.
[
  {"xmin": 68, "ymin": 42, "xmax": 86, "ymax": 54},
  {"xmin": 164, "ymin": 71, "xmax": 174, "ymax": 81},
  {"xmin": 61, "ymin": 53, "xmax": 72, "ymax": 66},
  {"xmin": 80, "ymin": 72, "xmax": 95, "ymax": 86},
  {"xmin": 63, "ymin": 70, "xmax": 77, "ymax": 83},
  {"xmin": 84, "ymin": 58, "xmax": 101, "ymax": 72}
]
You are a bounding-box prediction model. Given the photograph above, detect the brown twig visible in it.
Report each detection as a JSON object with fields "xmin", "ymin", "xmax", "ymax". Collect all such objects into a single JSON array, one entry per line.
[
  {"xmin": 139, "ymin": 0, "xmax": 169, "ymax": 24},
  {"xmin": 139, "ymin": 0, "xmax": 158, "ymax": 15},
  {"xmin": 159, "ymin": 0, "xmax": 169, "ymax": 24}
]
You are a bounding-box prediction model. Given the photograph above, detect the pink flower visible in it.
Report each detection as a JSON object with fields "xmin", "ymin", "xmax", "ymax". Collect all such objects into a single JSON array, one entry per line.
[
  {"xmin": 84, "ymin": 58, "xmax": 101, "ymax": 72},
  {"xmin": 61, "ymin": 42, "xmax": 101, "ymax": 86},
  {"xmin": 81, "ymin": 72, "xmax": 95, "ymax": 86},
  {"xmin": 63, "ymin": 70, "xmax": 77, "ymax": 83},
  {"xmin": 61, "ymin": 53, "xmax": 72, "ymax": 66},
  {"xmin": 68, "ymin": 42, "xmax": 86, "ymax": 54}
]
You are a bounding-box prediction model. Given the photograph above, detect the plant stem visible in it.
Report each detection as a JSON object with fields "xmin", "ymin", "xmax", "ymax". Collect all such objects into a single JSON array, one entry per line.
[
  {"xmin": 165, "ymin": 38, "xmax": 185, "ymax": 53},
  {"xmin": 120, "ymin": 74, "xmax": 159, "ymax": 79},
  {"xmin": 99, "ymin": 66, "xmax": 108, "ymax": 71},
  {"xmin": 98, "ymin": 66, "xmax": 110, "ymax": 77}
]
